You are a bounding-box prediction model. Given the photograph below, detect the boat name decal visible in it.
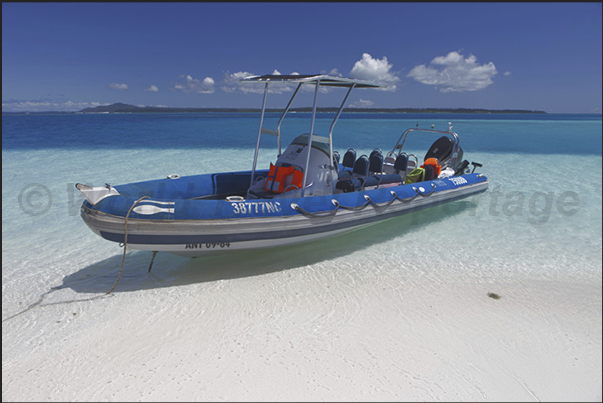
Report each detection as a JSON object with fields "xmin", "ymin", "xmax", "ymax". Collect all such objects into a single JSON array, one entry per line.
[
  {"xmin": 185, "ymin": 242, "xmax": 231, "ymax": 249},
  {"xmin": 231, "ymin": 201, "xmax": 282, "ymax": 215},
  {"xmin": 449, "ymin": 177, "xmax": 468, "ymax": 186}
]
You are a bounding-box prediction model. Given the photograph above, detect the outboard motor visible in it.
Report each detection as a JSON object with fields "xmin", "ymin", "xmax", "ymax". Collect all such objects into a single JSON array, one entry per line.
[
  {"xmin": 424, "ymin": 136, "xmax": 453, "ymax": 163},
  {"xmin": 425, "ymin": 136, "xmax": 464, "ymax": 172}
]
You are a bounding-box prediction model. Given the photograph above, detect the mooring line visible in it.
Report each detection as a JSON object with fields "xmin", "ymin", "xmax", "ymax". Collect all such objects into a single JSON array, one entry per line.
[{"xmin": 106, "ymin": 195, "xmax": 150, "ymax": 295}]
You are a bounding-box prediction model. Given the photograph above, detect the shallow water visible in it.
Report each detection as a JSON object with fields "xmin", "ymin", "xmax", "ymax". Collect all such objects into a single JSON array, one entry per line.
[{"xmin": 2, "ymin": 113, "xmax": 601, "ymax": 313}]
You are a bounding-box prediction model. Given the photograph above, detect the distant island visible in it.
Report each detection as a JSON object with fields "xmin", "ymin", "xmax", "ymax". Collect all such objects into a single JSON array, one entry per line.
[{"xmin": 77, "ymin": 102, "xmax": 547, "ymax": 114}]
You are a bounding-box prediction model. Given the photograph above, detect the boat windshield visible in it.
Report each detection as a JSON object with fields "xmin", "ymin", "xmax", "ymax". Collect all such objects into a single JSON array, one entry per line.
[{"xmin": 290, "ymin": 134, "xmax": 330, "ymax": 156}]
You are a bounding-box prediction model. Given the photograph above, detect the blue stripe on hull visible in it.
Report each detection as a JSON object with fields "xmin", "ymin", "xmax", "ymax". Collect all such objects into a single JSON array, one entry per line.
[{"xmin": 99, "ymin": 186, "xmax": 486, "ymax": 246}]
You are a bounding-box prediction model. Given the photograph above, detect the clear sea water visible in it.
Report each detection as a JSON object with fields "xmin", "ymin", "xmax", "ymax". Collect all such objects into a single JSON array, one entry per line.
[{"xmin": 2, "ymin": 112, "xmax": 602, "ymax": 316}]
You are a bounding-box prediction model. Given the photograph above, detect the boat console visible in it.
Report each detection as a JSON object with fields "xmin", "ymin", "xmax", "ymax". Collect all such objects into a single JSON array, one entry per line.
[{"xmin": 247, "ymin": 134, "xmax": 336, "ymax": 199}]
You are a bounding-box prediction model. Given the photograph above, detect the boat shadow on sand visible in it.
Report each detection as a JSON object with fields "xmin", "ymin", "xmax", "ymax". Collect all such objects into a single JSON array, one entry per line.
[{"xmin": 62, "ymin": 200, "xmax": 477, "ymax": 295}]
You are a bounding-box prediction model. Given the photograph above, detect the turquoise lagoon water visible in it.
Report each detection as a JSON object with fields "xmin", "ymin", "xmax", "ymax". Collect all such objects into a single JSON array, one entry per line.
[{"xmin": 2, "ymin": 112, "xmax": 602, "ymax": 315}]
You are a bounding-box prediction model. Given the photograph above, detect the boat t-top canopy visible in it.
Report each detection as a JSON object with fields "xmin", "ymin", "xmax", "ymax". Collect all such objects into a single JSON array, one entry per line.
[
  {"xmin": 240, "ymin": 74, "xmax": 387, "ymax": 89},
  {"xmin": 242, "ymin": 74, "xmax": 386, "ymax": 197}
]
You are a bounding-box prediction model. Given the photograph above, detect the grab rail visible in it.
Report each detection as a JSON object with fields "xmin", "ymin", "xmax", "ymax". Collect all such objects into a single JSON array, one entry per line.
[{"xmin": 291, "ymin": 183, "xmax": 437, "ymax": 218}]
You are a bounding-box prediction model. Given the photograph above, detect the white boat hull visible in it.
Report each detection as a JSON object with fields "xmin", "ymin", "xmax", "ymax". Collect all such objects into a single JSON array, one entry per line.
[{"xmin": 81, "ymin": 178, "xmax": 488, "ymax": 257}]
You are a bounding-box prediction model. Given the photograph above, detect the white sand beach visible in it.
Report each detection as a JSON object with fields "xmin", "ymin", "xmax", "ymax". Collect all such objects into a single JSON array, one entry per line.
[{"xmin": 2, "ymin": 232, "xmax": 601, "ymax": 402}]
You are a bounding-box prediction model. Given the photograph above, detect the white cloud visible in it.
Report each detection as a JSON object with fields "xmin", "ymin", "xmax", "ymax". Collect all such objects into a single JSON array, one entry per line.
[
  {"xmin": 349, "ymin": 53, "xmax": 400, "ymax": 91},
  {"xmin": 503, "ymin": 71, "xmax": 511, "ymax": 76},
  {"xmin": 2, "ymin": 99, "xmax": 108, "ymax": 112},
  {"xmin": 108, "ymin": 82, "xmax": 128, "ymax": 90},
  {"xmin": 407, "ymin": 51, "xmax": 498, "ymax": 92},
  {"xmin": 348, "ymin": 99, "xmax": 375, "ymax": 108},
  {"xmin": 145, "ymin": 85, "xmax": 159, "ymax": 92},
  {"xmin": 220, "ymin": 71, "xmax": 263, "ymax": 94},
  {"xmin": 174, "ymin": 74, "xmax": 215, "ymax": 94},
  {"xmin": 220, "ymin": 71, "xmax": 295, "ymax": 94}
]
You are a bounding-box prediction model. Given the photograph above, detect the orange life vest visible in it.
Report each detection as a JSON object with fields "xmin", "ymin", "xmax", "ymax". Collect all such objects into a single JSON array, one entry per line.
[
  {"xmin": 421, "ymin": 158, "xmax": 441, "ymax": 176},
  {"xmin": 265, "ymin": 163, "xmax": 296, "ymax": 193},
  {"xmin": 288, "ymin": 169, "xmax": 304, "ymax": 191}
]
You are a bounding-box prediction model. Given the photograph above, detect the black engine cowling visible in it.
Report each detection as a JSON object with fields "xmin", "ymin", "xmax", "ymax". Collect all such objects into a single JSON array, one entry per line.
[{"xmin": 424, "ymin": 136, "xmax": 463, "ymax": 171}]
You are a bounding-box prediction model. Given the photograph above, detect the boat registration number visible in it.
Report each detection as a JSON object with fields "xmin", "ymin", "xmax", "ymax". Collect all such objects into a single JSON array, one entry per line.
[
  {"xmin": 231, "ymin": 201, "xmax": 282, "ymax": 215},
  {"xmin": 185, "ymin": 242, "xmax": 231, "ymax": 249}
]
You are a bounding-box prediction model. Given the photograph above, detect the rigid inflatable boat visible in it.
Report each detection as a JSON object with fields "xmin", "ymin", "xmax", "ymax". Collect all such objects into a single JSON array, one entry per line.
[{"xmin": 77, "ymin": 74, "xmax": 488, "ymax": 258}]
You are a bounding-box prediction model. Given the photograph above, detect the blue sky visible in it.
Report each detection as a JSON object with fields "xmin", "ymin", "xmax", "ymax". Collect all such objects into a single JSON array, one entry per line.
[{"xmin": 2, "ymin": 2, "xmax": 601, "ymax": 113}]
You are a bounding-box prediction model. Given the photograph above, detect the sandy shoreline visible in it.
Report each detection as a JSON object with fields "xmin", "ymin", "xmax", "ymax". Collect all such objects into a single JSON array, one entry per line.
[{"xmin": 2, "ymin": 254, "xmax": 601, "ymax": 402}]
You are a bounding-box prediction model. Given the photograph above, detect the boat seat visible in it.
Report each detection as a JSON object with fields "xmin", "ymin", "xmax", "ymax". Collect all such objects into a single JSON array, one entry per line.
[
  {"xmin": 336, "ymin": 155, "xmax": 369, "ymax": 192},
  {"xmin": 336, "ymin": 152, "xmax": 407, "ymax": 192},
  {"xmin": 369, "ymin": 148, "xmax": 383, "ymax": 159},
  {"xmin": 369, "ymin": 151, "xmax": 383, "ymax": 174},
  {"xmin": 394, "ymin": 154, "xmax": 408, "ymax": 172},
  {"xmin": 368, "ymin": 151, "xmax": 384, "ymax": 188},
  {"xmin": 342, "ymin": 148, "xmax": 356, "ymax": 170},
  {"xmin": 337, "ymin": 148, "xmax": 355, "ymax": 180},
  {"xmin": 393, "ymin": 154, "xmax": 409, "ymax": 179},
  {"xmin": 353, "ymin": 155, "xmax": 369, "ymax": 177}
]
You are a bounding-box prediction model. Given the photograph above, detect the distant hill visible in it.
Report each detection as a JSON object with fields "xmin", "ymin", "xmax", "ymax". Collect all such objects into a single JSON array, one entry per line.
[
  {"xmin": 79, "ymin": 102, "xmax": 143, "ymax": 113},
  {"xmin": 78, "ymin": 103, "xmax": 262, "ymax": 113},
  {"xmin": 79, "ymin": 103, "xmax": 547, "ymax": 114}
]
